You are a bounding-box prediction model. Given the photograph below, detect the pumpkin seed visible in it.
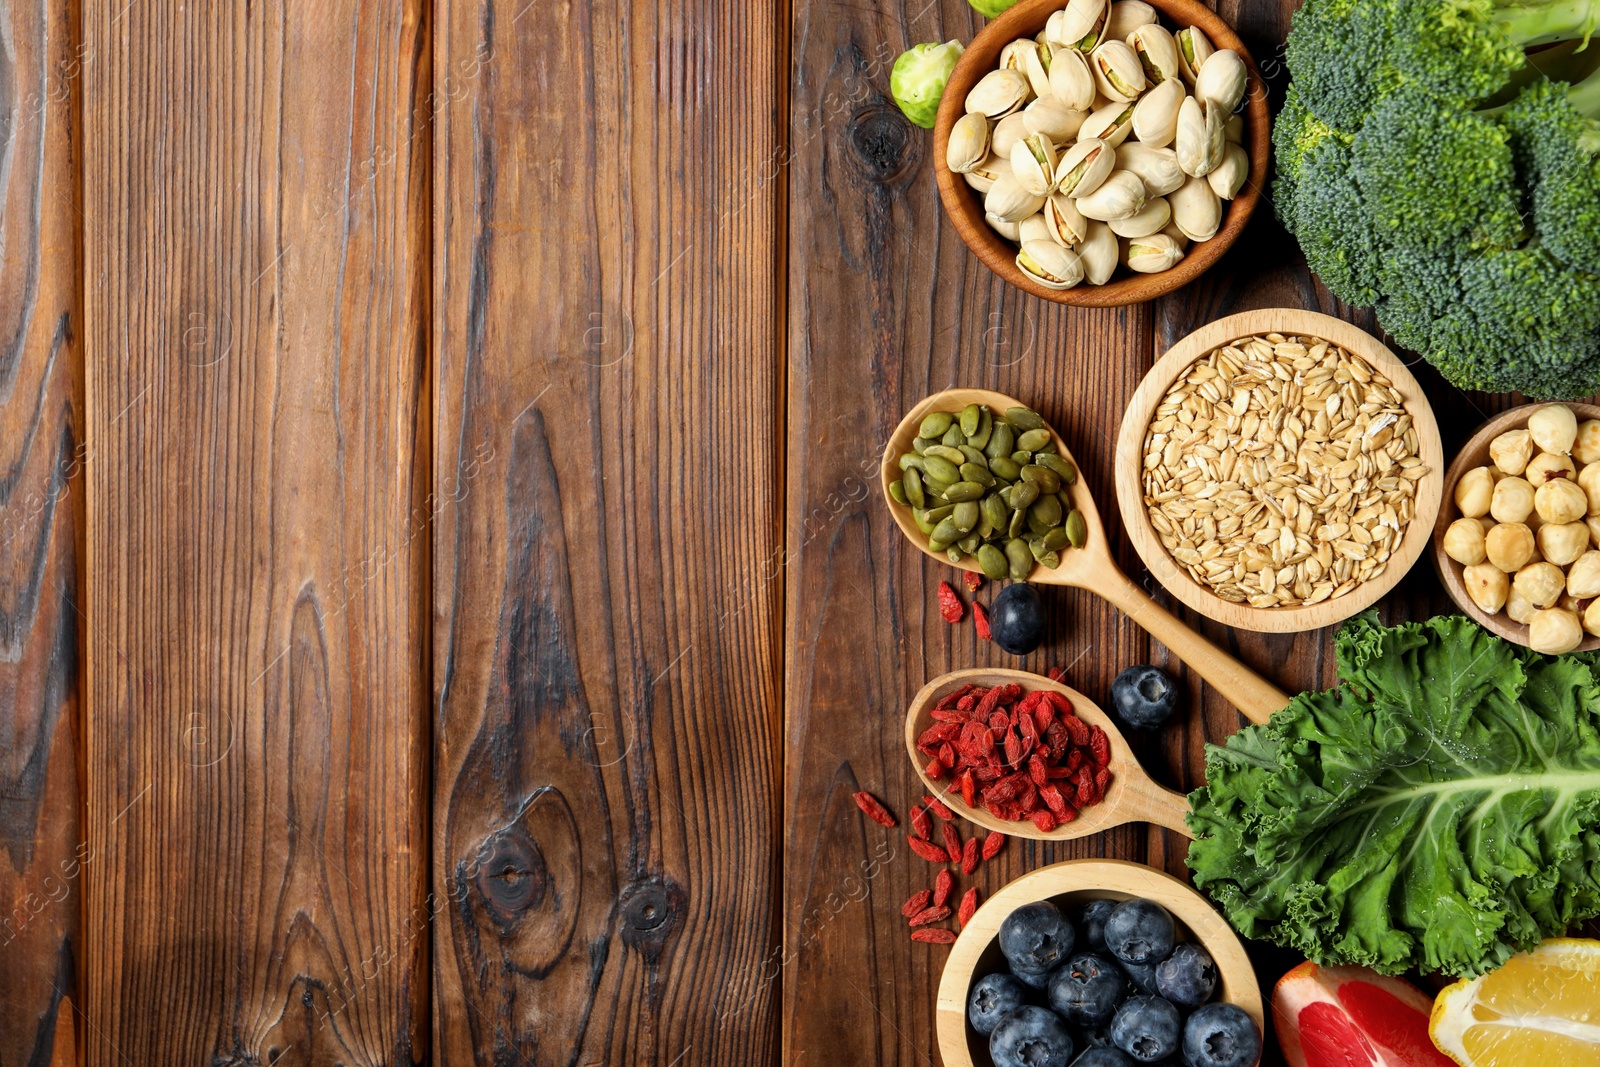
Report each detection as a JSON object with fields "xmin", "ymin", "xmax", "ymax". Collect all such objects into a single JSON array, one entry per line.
[
  {"xmin": 1066, "ymin": 509, "xmax": 1087, "ymax": 547},
  {"xmin": 1018, "ymin": 428, "xmax": 1053, "ymax": 452},
  {"xmin": 899, "ymin": 453, "xmax": 925, "ymax": 472},
  {"xmin": 922, "ymin": 455, "xmax": 960, "ymax": 483},
  {"xmin": 920, "ymin": 411, "xmax": 954, "ymax": 438},
  {"xmin": 982, "ymin": 493, "xmax": 1011, "ymax": 532},
  {"xmin": 904, "ymin": 467, "xmax": 926, "ymax": 507},
  {"xmin": 953, "ymin": 501, "xmax": 980, "ymax": 532},
  {"xmin": 1021, "ymin": 464, "xmax": 1061, "ymax": 493},
  {"xmin": 941, "ymin": 425, "xmax": 965, "ymax": 448},
  {"xmin": 1036, "ymin": 453, "xmax": 1077, "ymax": 483},
  {"xmin": 944, "ymin": 481, "xmax": 987, "ymax": 502},
  {"xmin": 988, "ymin": 455, "xmax": 1023, "ymax": 481},
  {"xmin": 1030, "ymin": 495, "xmax": 1063, "ymax": 527},
  {"xmin": 930, "ymin": 518, "xmax": 961, "ymax": 549},
  {"xmin": 1006, "ymin": 406, "xmax": 1046, "ymax": 430},
  {"xmin": 968, "ymin": 407, "xmax": 994, "ymax": 449},
  {"xmin": 890, "ymin": 480, "xmax": 909, "ymax": 505},
  {"xmin": 960, "ymin": 462, "xmax": 996, "ymax": 487},
  {"xmin": 1041, "ymin": 526, "xmax": 1071, "ymax": 552},
  {"xmin": 985, "ymin": 422, "xmax": 1015, "ymax": 459},
  {"xmin": 978, "ymin": 544, "xmax": 1009, "ymax": 579},
  {"xmin": 1006, "ymin": 537, "xmax": 1034, "ymax": 579},
  {"xmin": 960, "ymin": 403, "xmax": 982, "ymax": 437},
  {"xmin": 925, "ymin": 445, "xmax": 967, "ymax": 466},
  {"xmin": 1010, "ymin": 480, "xmax": 1041, "ymax": 510},
  {"xmin": 912, "ymin": 437, "xmax": 934, "ymax": 455}
]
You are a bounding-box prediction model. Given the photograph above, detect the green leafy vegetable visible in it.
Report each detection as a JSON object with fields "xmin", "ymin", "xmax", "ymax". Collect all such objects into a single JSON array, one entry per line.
[
  {"xmin": 1187, "ymin": 612, "xmax": 1600, "ymax": 977},
  {"xmin": 890, "ymin": 41, "xmax": 964, "ymax": 130}
]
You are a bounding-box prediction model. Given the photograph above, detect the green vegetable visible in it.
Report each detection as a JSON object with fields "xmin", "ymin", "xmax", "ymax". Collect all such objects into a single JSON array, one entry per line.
[
  {"xmin": 1187, "ymin": 612, "xmax": 1600, "ymax": 977},
  {"xmin": 890, "ymin": 41, "xmax": 964, "ymax": 129},
  {"xmin": 968, "ymin": 0, "xmax": 1021, "ymax": 17},
  {"xmin": 1276, "ymin": 0, "xmax": 1600, "ymax": 397}
]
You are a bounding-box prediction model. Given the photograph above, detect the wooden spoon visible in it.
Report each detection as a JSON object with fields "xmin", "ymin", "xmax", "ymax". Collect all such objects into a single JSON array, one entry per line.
[
  {"xmin": 906, "ymin": 669, "xmax": 1190, "ymax": 841},
  {"xmin": 882, "ymin": 388, "xmax": 1288, "ymax": 724}
]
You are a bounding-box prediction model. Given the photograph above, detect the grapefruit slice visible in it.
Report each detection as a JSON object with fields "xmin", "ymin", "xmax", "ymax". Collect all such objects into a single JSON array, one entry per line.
[{"xmin": 1274, "ymin": 961, "xmax": 1455, "ymax": 1067}]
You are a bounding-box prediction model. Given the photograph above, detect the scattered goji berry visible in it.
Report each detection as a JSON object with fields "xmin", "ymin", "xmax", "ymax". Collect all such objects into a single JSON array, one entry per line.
[
  {"xmin": 937, "ymin": 581, "xmax": 963, "ymax": 623},
  {"xmin": 902, "ymin": 889, "xmax": 932, "ymax": 918},
  {"xmin": 1047, "ymin": 666, "xmax": 1067, "ymax": 682},
  {"xmin": 961, "ymin": 836, "xmax": 980, "ymax": 875},
  {"xmin": 1031, "ymin": 809, "xmax": 1058, "ymax": 833},
  {"xmin": 958, "ymin": 887, "xmax": 980, "ymax": 928},
  {"xmin": 982, "ymin": 831, "xmax": 1005, "ymax": 860},
  {"xmin": 922, "ymin": 794, "xmax": 955, "ymax": 821},
  {"xmin": 973, "ymin": 601, "xmax": 991, "ymax": 641},
  {"xmin": 852, "ymin": 791, "xmax": 896, "ymax": 828},
  {"xmin": 908, "ymin": 837, "xmax": 949, "ymax": 864},
  {"xmin": 910, "ymin": 804, "xmax": 932, "ymax": 841},
  {"xmin": 941, "ymin": 822, "xmax": 962, "ymax": 861},
  {"xmin": 909, "ymin": 904, "xmax": 953, "ymax": 927},
  {"xmin": 964, "ymin": 570, "xmax": 984, "ymax": 593},
  {"xmin": 934, "ymin": 869, "xmax": 954, "ymax": 908},
  {"xmin": 911, "ymin": 928, "xmax": 957, "ymax": 944}
]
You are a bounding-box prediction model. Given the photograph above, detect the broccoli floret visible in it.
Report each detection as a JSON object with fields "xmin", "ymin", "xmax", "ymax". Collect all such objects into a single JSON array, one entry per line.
[
  {"xmin": 1502, "ymin": 72, "xmax": 1600, "ymax": 274},
  {"xmin": 1290, "ymin": 135, "xmax": 1387, "ymax": 306},
  {"xmin": 1284, "ymin": 0, "xmax": 1405, "ymax": 132},
  {"xmin": 1392, "ymin": 0, "xmax": 1598, "ymax": 105}
]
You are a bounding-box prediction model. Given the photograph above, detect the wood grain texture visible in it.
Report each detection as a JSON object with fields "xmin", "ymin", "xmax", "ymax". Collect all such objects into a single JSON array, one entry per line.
[
  {"xmin": 81, "ymin": 2, "xmax": 430, "ymax": 1063},
  {"xmin": 429, "ymin": 0, "xmax": 783, "ymax": 1062},
  {"xmin": 0, "ymin": 0, "xmax": 83, "ymax": 1062}
]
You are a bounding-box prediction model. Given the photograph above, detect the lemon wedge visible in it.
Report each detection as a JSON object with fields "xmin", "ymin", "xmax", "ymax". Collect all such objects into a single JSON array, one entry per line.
[{"xmin": 1429, "ymin": 939, "xmax": 1600, "ymax": 1067}]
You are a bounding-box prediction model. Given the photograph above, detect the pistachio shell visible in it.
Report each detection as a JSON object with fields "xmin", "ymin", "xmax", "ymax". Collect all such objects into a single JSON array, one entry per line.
[
  {"xmin": 1175, "ymin": 26, "xmax": 1213, "ymax": 85},
  {"xmin": 965, "ymin": 68, "xmax": 1031, "ymax": 119},
  {"xmin": 1050, "ymin": 0, "xmax": 1108, "ymax": 50},
  {"xmin": 1078, "ymin": 99, "xmax": 1135, "ymax": 147},
  {"xmin": 1090, "ymin": 40, "xmax": 1146, "ymax": 102},
  {"xmin": 963, "ymin": 152, "xmax": 1007, "ymax": 193},
  {"xmin": 986, "ymin": 212, "xmax": 1023, "ymax": 242},
  {"xmin": 1160, "ymin": 220, "xmax": 1190, "ymax": 252},
  {"xmin": 1079, "ymin": 220, "xmax": 1119, "ymax": 284},
  {"xmin": 1054, "ymin": 137, "xmax": 1114, "ymax": 198},
  {"xmin": 1017, "ymin": 240, "xmax": 1085, "ymax": 290},
  {"xmin": 991, "ymin": 112, "xmax": 1029, "ymax": 159},
  {"xmin": 946, "ymin": 113, "xmax": 991, "ymax": 174},
  {"xmin": 999, "ymin": 39, "xmax": 1039, "ymax": 75},
  {"xmin": 1225, "ymin": 112, "xmax": 1244, "ymax": 144},
  {"xmin": 1047, "ymin": 47, "xmax": 1097, "ymax": 111},
  {"xmin": 1018, "ymin": 213, "xmax": 1053, "ymax": 245},
  {"xmin": 1175, "ymin": 96, "xmax": 1225, "ymax": 177},
  {"xmin": 1023, "ymin": 96, "xmax": 1089, "ymax": 142},
  {"xmin": 1044, "ymin": 192, "xmax": 1089, "ymax": 246},
  {"xmin": 1195, "ymin": 48, "xmax": 1248, "ymax": 114},
  {"xmin": 985, "ymin": 172, "xmax": 1047, "ymax": 223},
  {"xmin": 1103, "ymin": 0, "xmax": 1157, "ymax": 41},
  {"xmin": 1023, "ymin": 42, "xmax": 1055, "ymax": 100},
  {"xmin": 1169, "ymin": 174, "xmax": 1221, "ymax": 241},
  {"xmin": 1127, "ymin": 23, "xmax": 1180, "ymax": 83},
  {"xmin": 1130, "ymin": 76, "xmax": 1185, "ymax": 149},
  {"xmin": 1108, "ymin": 195, "xmax": 1170, "ymax": 237},
  {"xmin": 1206, "ymin": 141, "xmax": 1249, "ymax": 200},
  {"xmin": 1010, "ymin": 133, "xmax": 1060, "ymax": 197},
  {"xmin": 1124, "ymin": 232, "xmax": 1185, "ymax": 273},
  {"xmin": 1116, "ymin": 142, "xmax": 1186, "ymax": 196},
  {"xmin": 1075, "ymin": 168, "xmax": 1146, "ymax": 221}
]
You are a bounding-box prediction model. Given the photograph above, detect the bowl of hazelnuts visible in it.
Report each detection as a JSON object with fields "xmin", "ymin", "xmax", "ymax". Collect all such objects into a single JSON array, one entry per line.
[{"xmin": 1434, "ymin": 402, "xmax": 1600, "ymax": 654}]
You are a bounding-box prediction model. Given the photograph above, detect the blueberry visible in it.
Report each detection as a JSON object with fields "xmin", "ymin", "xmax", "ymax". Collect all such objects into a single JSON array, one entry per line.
[
  {"xmin": 1070, "ymin": 1049, "xmax": 1136, "ymax": 1067},
  {"xmin": 969, "ymin": 973, "xmax": 1031, "ymax": 1036},
  {"xmin": 1048, "ymin": 953, "xmax": 1128, "ymax": 1028},
  {"xmin": 1076, "ymin": 899, "xmax": 1117, "ymax": 953},
  {"xmin": 1181, "ymin": 1003, "xmax": 1261, "ymax": 1067},
  {"xmin": 1109, "ymin": 996, "xmax": 1182, "ymax": 1064},
  {"xmin": 1104, "ymin": 899, "xmax": 1176, "ymax": 965},
  {"xmin": 989, "ymin": 1005, "xmax": 1076, "ymax": 1067},
  {"xmin": 1109, "ymin": 666, "xmax": 1179, "ymax": 730},
  {"xmin": 991, "ymin": 583, "xmax": 1045, "ymax": 656},
  {"xmin": 1000, "ymin": 901, "xmax": 1075, "ymax": 976},
  {"xmin": 1154, "ymin": 943, "xmax": 1216, "ymax": 1009},
  {"xmin": 1014, "ymin": 966, "xmax": 1052, "ymax": 991},
  {"xmin": 1119, "ymin": 958, "xmax": 1160, "ymax": 995}
]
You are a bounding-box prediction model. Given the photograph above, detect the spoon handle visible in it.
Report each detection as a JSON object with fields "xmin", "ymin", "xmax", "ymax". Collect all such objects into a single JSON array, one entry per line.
[
  {"xmin": 1117, "ymin": 777, "xmax": 1194, "ymax": 839},
  {"xmin": 1094, "ymin": 570, "xmax": 1289, "ymax": 726}
]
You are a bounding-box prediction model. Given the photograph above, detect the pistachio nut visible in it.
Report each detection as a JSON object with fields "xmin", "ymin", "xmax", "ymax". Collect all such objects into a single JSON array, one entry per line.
[
  {"xmin": 1047, "ymin": 46, "xmax": 1098, "ymax": 111},
  {"xmin": 1022, "ymin": 42, "xmax": 1056, "ymax": 99},
  {"xmin": 1050, "ymin": 0, "xmax": 1108, "ymax": 50},
  {"xmin": 1016, "ymin": 240, "xmax": 1085, "ymax": 290},
  {"xmin": 991, "ymin": 112, "xmax": 1029, "ymax": 159},
  {"xmin": 985, "ymin": 212, "xmax": 1023, "ymax": 241},
  {"xmin": 1078, "ymin": 99, "xmax": 1136, "ymax": 147},
  {"xmin": 1206, "ymin": 141, "xmax": 1249, "ymax": 200},
  {"xmin": 1108, "ymin": 195, "xmax": 1170, "ymax": 237},
  {"xmin": 1124, "ymin": 232, "xmax": 1185, "ymax": 272},
  {"xmin": 1169, "ymin": 174, "xmax": 1221, "ymax": 241},
  {"xmin": 1225, "ymin": 112, "xmax": 1244, "ymax": 144},
  {"xmin": 1054, "ymin": 137, "xmax": 1114, "ymax": 198},
  {"xmin": 1079, "ymin": 220, "xmax": 1119, "ymax": 284},
  {"xmin": 1044, "ymin": 192, "xmax": 1089, "ymax": 246},
  {"xmin": 1090, "ymin": 40, "xmax": 1147, "ymax": 102},
  {"xmin": 1160, "ymin": 219, "xmax": 1190, "ymax": 251},
  {"xmin": 1195, "ymin": 48, "xmax": 1248, "ymax": 114},
  {"xmin": 965, "ymin": 68, "xmax": 1031, "ymax": 119},
  {"xmin": 1023, "ymin": 96, "xmax": 1089, "ymax": 142},
  {"xmin": 1104, "ymin": 0, "xmax": 1158, "ymax": 41},
  {"xmin": 1010, "ymin": 132, "xmax": 1060, "ymax": 196},
  {"xmin": 1127, "ymin": 23, "xmax": 1180, "ymax": 83},
  {"xmin": 999, "ymin": 39, "xmax": 1040, "ymax": 75},
  {"xmin": 985, "ymin": 171, "xmax": 1047, "ymax": 222},
  {"xmin": 946, "ymin": 113, "xmax": 992, "ymax": 174},
  {"xmin": 1075, "ymin": 168, "xmax": 1146, "ymax": 221},
  {"xmin": 1175, "ymin": 26, "xmax": 1214, "ymax": 85},
  {"xmin": 1175, "ymin": 96, "xmax": 1225, "ymax": 176},
  {"xmin": 1018, "ymin": 212, "xmax": 1053, "ymax": 245},
  {"xmin": 963, "ymin": 152, "xmax": 1007, "ymax": 193},
  {"xmin": 1116, "ymin": 141, "xmax": 1186, "ymax": 196},
  {"xmin": 1130, "ymin": 76, "xmax": 1185, "ymax": 149}
]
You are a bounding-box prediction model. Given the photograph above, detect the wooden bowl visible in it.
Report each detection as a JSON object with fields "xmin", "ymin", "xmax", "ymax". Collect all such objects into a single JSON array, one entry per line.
[
  {"xmin": 932, "ymin": 0, "xmax": 1272, "ymax": 307},
  {"xmin": 1114, "ymin": 309, "xmax": 1444, "ymax": 633},
  {"xmin": 935, "ymin": 859, "xmax": 1264, "ymax": 1066},
  {"xmin": 1432, "ymin": 403, "xmax": 1600, "ymax": 652}
]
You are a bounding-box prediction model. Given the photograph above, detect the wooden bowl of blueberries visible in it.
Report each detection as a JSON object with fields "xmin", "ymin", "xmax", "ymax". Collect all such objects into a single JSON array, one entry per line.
[{"xmin": 935, "ymin": 859, "xmax": 1264, "ymax": 1066}]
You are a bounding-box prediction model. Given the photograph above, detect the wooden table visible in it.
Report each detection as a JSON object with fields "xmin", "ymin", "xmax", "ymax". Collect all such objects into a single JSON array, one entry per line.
[{"xmin": 0, "ymin": 0, "xmax": 1521, "ymax": 1064}]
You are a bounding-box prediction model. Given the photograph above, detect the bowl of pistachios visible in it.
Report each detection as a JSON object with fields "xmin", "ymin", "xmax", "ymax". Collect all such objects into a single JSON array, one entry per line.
[{"xmin": 932, "ymin": 0, "xmax": 1270, "ymax": 306}]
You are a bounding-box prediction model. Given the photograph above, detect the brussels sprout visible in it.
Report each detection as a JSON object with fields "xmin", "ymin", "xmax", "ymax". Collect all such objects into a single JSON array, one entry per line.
[
  {"xmin": 969, "ymin": 0, "xmax": 1022, "ymax": 17},
  {"xmin": 890, "ymin": 41, "xmax": 964, "ymax": 129}
]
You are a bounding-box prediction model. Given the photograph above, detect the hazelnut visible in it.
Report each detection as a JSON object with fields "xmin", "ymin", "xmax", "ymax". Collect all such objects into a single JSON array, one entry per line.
[
  {"xmin": 1579, "ymin": 462, "xmax": 1600, "ymax": 515},
  {"xmin": 1586, "ymin": 516, "xmax": 1600, "ymax": 548},
  {"xmin": 1538, "ymin": 521, "xmax": 1591, "ymax": 566},
  {"xmin": 1443, "ymin": 518, "xmax": 1487, "ymax": 566},
  {"xmin": 1536, "ymin": 478, "xmax": 1589, "ymax": 525},
  {"xmin": 1529, "ymin": 404, "xmax": 1578, "ymax": 455},
  {"xmin": 1484, "ymin": 522, "xmax": 1535, "ymax": 572},
  {"xmin": 1489, "ymin": 428, "xmax": 1534, "ymax": 475},
  {"xmin": 1507, "ymin": 585, "xmax": 1536, "ymax": 624},
  {"xmin": 1463, "ymin": 562, "xmax": 1510, "ymax": 614},
  {"xmin": 1569, "ymin": 550, "xmax": 1600, "ymax": 599},
  {"xmin": 1528, "ymin": 607, "xmax": 1584, "ymax": 654},
  {"xmin": 1490, "ymin": 476, "xmax": 1535, "ymax": 524},
  {"xmin": 1525, "ymin": 452, "xmax": 1576, "ymax": 487},
  {"xmin": 1514, "ymin": 562, "xmax": 1566, "ymax": 608},
  {"xmin": 1586, "ymin": 598, "xmax": 1600, "ymax": 638},
  {"xmin": 1454, "ymin": 467, "xmax": 1495, "ymax": 518},
  {"xmin": 1577, "ymin": 420, "xmax": 1600, "ymax": 465}
]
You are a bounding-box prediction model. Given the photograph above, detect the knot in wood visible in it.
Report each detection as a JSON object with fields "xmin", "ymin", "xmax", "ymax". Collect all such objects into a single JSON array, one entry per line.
[
  {"xmin": 618, "ymin": 875, "xmax": 686, "ymax": 953},
  {"xmin": 472, "ymin": 827, "xmax": 548, "ymax": 925},
  {"xmin": 847, "ymin": 105, "xmax": 916, "ymax": 185}
]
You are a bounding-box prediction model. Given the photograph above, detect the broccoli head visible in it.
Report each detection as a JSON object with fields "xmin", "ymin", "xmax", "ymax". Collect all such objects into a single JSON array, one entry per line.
[{"xmin": 1502, "ymin": 73, "xmax": 1600, "ymax": 274}]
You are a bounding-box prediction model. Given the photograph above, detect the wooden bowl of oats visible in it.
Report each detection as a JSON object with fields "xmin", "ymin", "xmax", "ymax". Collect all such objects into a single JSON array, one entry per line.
[{"xmin": 1113, "ymin": 309, "xmax": 1443, "ymax": 633}]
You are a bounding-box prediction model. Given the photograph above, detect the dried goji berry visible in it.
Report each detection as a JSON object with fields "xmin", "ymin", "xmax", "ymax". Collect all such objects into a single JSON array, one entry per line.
[
  {"xmin": 925, "ymin": 756, "xmax": 945, "ymax": 780},
  {"xmin": 908, "ymin": 837, "xmax": 949, "ymax": 863},
  {"xmin": 1089, "ymin": 724, "xmax": 1111, "ymax": 767},
  {"xmin": 1062, "ymin": 713, "xmax": 1090, "ymax": 747},
  {"xmin": 852, "ymin": 791, "xmax": 896, "ymax": 828},
  {"xmin": 958, "ymin": 887, "xmax": 980, "ymax": 928},
  {"xmin": 941, "ymin": 822, "xmax": 962, "ymax": 861},
  {"xmin": 973, "ymin": 601, "xmax": 991, "ymax": 641},
  {"xmin": 982, "ymin": 831, "xmax": 1006, "ymax": 860},
  {"xmin": 909, "ymin": 904, "xmax": 953, "ymax": 927},
  {"xmin": 936, "ymin": 684, "xmax": 975, "ymax": 711},
  {"xmin": 1066, "ymin": 748, "xmax": 1086, "ymax": 773},
  {"xmin": 958, "ymin": 769, "xmax": 977, "ymax": 809},
  {"xmin": 988, "ymin": 711, "xmax": 1010, "ymax": 732},
  {"xmin": 1094, "ymin": 767, "xmax": 1112, "ymax": 797},
  {"xmin": 934, "ymin": 869, "xmax": 954, "ymax": 907},
  {"xmin": 1040, "ymin": 784, "xmax": 1069, "ymax": 818},
  {"xmin": 911, "ymin": 928, "xmax": 957, "ymax": 944},
  {"xmin": 974, "ymin": 686, "xmax": 1002, "ymax": 719},
  {"xmin": 937, "ymin": 581, "xmax": 963, "ymax": 623},
  {"xmin": 938, "ymin": 742, "xmax": 956, "ymax": 769},
  {"xmin": 922, "ymin": 794, "xmax": 955, "ymax": 821},
  {"xmin": 957, "ymin": 694, "xmax": 977, "ymax": 712},
  {"xmin": 964, "ymin": 570, "xmax": 984, "ymax": 592},
  {"xmin": 1031, "ymin": 809, "xmax": 1058, "ymax": 833},
  {"xmin": 916, "ymin": 722, "xmax": 960, "ymax": 749},
  {"xmin": 1028, "ymin": 753, "xmax": 1048, "ymax": 788},
  {"xmin": 902, "ymin": 889, "xmax": 932, "ymax": 918},
  {"xmin": 910, "ymin": 804, "xmax": 932, "ymax": 841},
  {"xmin": 1046, "ymin": 666, "xmax": 1067, "ymax": 682},
  {"xmin": 1057, "ymin": 802, "xmax": 1078, "ymax": 823},
  {"xmin": 961, "ymin": 836, "xmax": 980, "ymax": 875},
  {"xmin": 1003, "ymin": 729, "xmax": 1026, "ymax": 768}
]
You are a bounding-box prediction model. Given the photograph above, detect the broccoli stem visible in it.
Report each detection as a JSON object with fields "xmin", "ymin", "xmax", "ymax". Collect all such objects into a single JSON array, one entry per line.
[
  {"xmin": 1565, "ymin": 61, "xmax": 1600, "ymax": 115},
  {"xmin": 1493, "ymin": 0, "xmax": 1600, "ymax": 48}
]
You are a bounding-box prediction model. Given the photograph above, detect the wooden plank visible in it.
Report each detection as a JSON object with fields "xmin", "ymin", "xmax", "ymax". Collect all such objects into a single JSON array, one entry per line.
[
  {"xmin": 81, "ymin": 3, "xmax": 430, "ymax": 1063},
  {"xmin": 430, "ymin": 0, "xmax": 784, "ymax": 1063},
  {"xmin": 0, "ymin": 0, "xmax": 84, "ymax": 1062}
]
